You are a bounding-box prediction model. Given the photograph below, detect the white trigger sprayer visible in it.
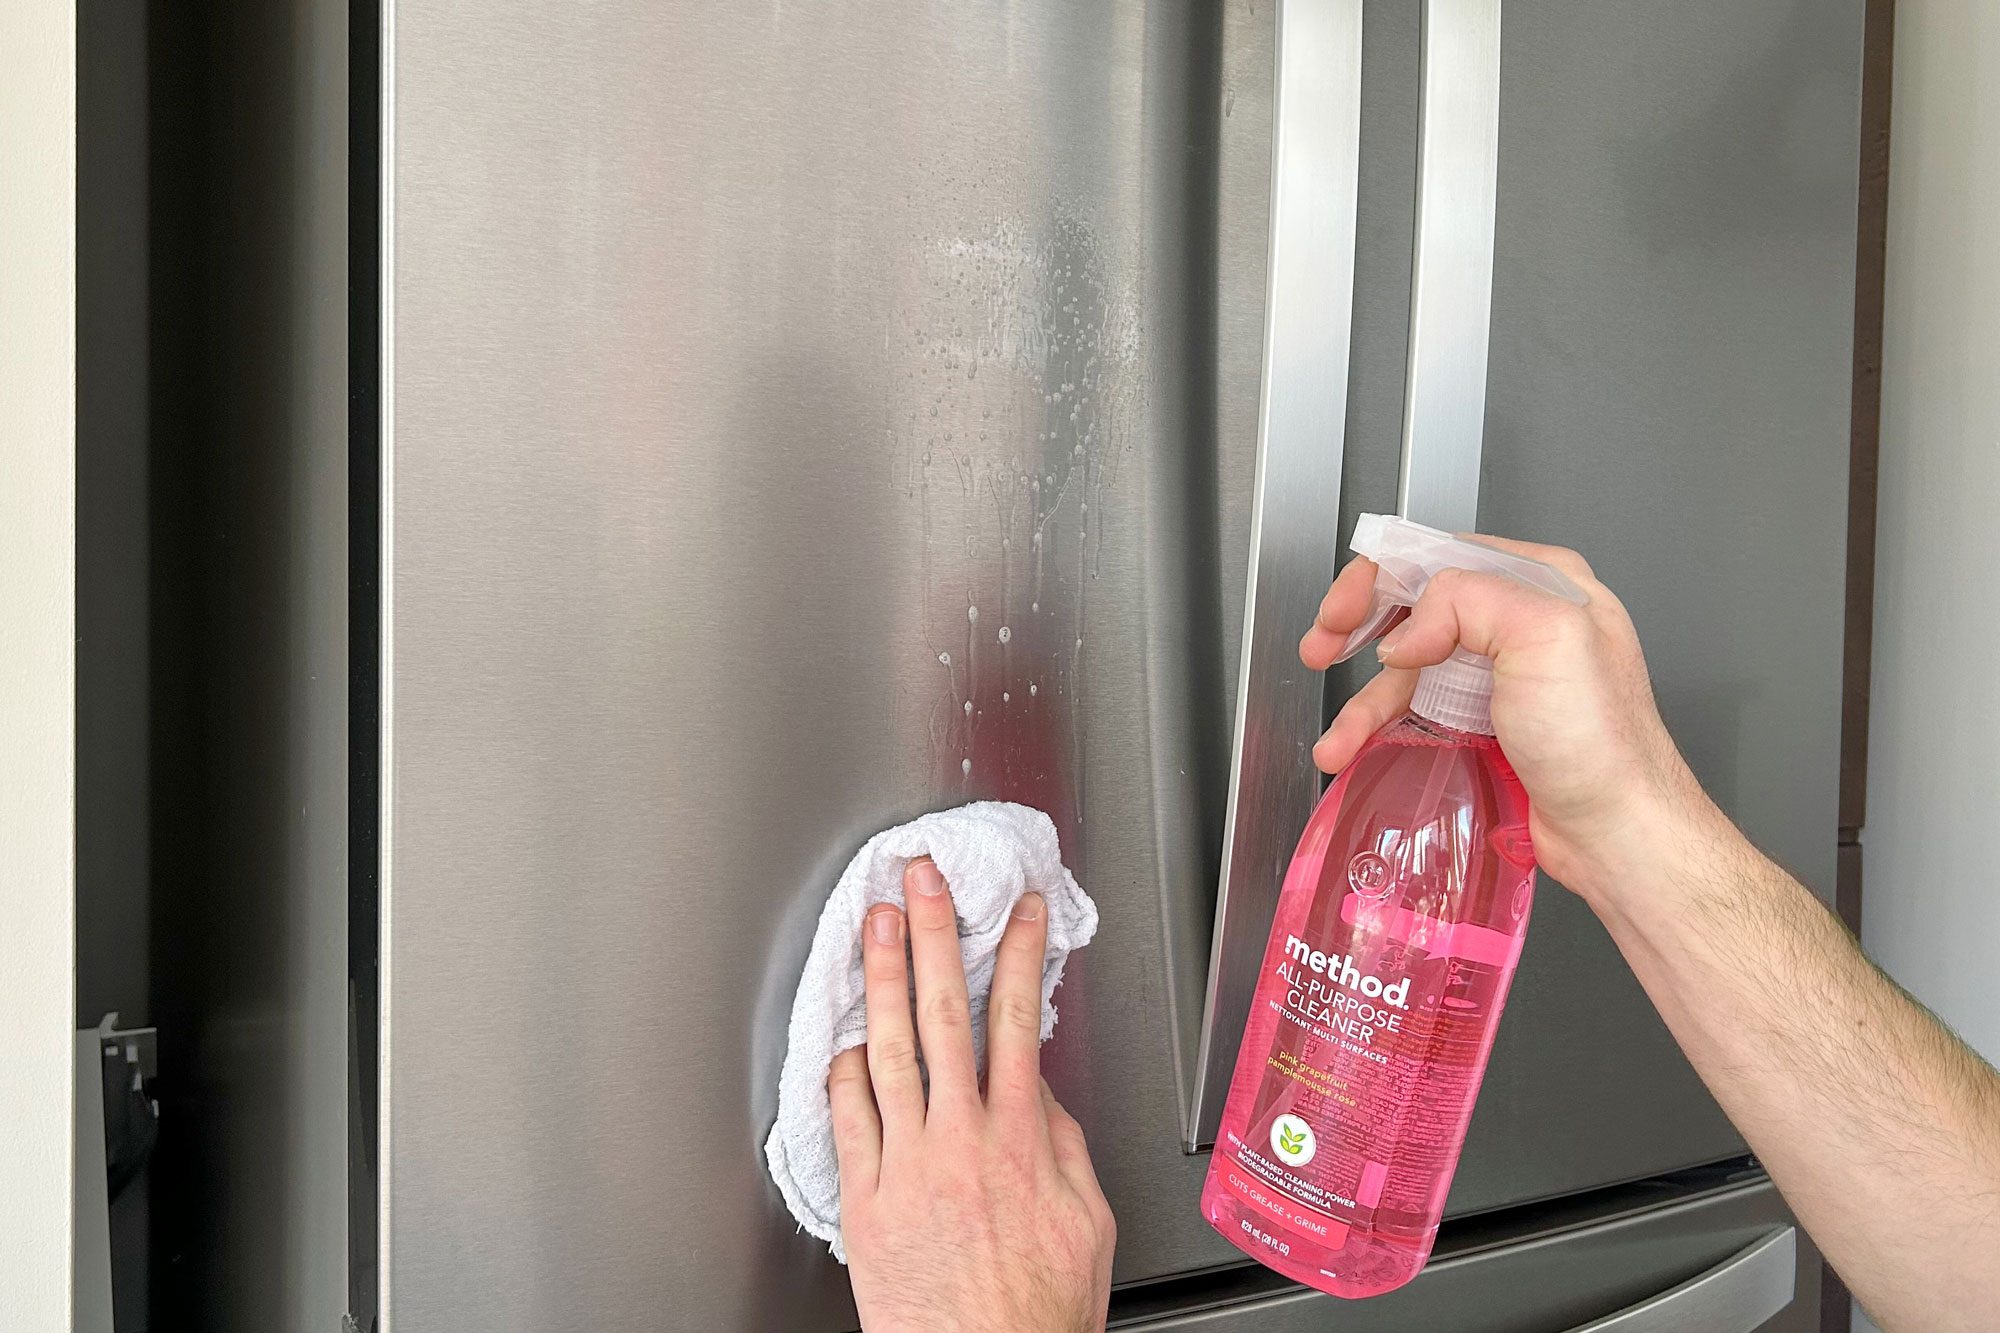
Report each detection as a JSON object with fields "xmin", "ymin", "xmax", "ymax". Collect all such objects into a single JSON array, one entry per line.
[{"xmin": 1328, "ymin": 514, "xmax": 1589, "ymax": 735}]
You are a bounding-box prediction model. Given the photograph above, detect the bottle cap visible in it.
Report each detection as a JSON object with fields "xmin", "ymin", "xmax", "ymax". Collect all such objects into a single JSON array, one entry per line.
[{"xmin": 1409, "ymin": 652, "xmax": 1498, "ymax": 735}]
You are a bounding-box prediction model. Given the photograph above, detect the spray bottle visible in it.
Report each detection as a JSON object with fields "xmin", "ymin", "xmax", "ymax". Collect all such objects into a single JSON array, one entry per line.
[{"xmin": 1200, "ymin": 514, "xmax": 1587, "ymax": 1298}]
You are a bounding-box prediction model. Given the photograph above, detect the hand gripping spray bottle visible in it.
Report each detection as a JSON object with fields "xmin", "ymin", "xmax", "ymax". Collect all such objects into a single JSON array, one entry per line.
[{"xmin": 1200, "ymin": 514, "xmax": 1587, "ymax": 1298}]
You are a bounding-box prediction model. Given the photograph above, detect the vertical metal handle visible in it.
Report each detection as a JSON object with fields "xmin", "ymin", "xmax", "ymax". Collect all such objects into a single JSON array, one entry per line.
[
  {"xmin": 1399, "ymin": 0, "xmax": 1503, "ymax": 532},
  {"xmin": 1188, "ymin": 0, "xmax": 1364, "ymax": 1151},
  {"xmin": 1563, "ymin": 1228, "xmax": 1796, "ymax": 1332}
]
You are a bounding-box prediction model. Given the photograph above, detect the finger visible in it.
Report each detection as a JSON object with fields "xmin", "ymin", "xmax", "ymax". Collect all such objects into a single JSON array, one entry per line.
[
  {"xmin": 902, "ymin": 857, "xmax": 980, "ymax": 1112},
  {"xmin": 1040, "ymin": 1079, "xmax": 1103, "ymax": 1198},
  {"xmin": 861, "ymin": 904, "xmax": 925, "ymax": 1140},
  {"xmin": 827, "ymin": 1046, "xmax": 882, "ymax": 1196},
  {"xmin": 984, "ymin": 892, "xmax": 1050, "ymax": 1116},
  {"xmin": 1314, "ymin": 666, "xmax": 1418, "ymax": 773},
  {"xmin": 1456, "ymin": 531, "xmax": 1597, "ymax": 585},
  {"xmin": 1461, "ymin": 534, "xmax": 1638, "ymax": 637},
  {"xmin": 1375, "ymin": 568, "xmax": 1584, "ymax": 673},
  {"xmin": 1299, "ymin": 557, "xmax": 1382, "ymax": 669}
]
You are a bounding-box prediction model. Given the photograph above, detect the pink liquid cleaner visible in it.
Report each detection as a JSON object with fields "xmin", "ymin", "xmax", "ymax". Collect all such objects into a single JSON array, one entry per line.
[
  {"xmin": 1200, "ymin": 713, "xmax": 1536, "ymax": 1296},
  {"xmin": 1201, "ymin": 514, "xmax": 1583, "ymax": 1299}
]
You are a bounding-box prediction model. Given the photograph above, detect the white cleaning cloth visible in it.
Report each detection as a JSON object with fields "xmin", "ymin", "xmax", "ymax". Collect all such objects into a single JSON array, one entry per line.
[{"xmin": 765, "ymin": 801, "xmax": 1099, "ymax": 1261}]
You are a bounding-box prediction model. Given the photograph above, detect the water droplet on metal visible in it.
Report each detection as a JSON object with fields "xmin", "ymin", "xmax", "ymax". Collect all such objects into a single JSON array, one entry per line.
[
  {"xmin": 967, "ymin": 604, "xmax": 979, "ymax": 624},
  {"xmin": 997, "ymin": 626, "xmax": 1011, "ymax": 644}
]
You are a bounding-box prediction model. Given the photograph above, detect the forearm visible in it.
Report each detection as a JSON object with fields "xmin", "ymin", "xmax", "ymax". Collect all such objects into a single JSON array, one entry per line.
[{"xmin": 1576, "ymin": 791, "xmax": 2000, "ymax": 1333}]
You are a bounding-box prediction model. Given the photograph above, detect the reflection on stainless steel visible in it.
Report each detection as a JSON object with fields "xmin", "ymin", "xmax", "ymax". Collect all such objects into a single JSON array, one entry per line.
[
  {"xmin": 383, "ymin": 2, "xmax": 1256, "ymax": 1326},
  {"xmin": 1397, "ymin": 0, "xmax": 1502, "ymax": 533},
  {"xmin": 1189, "ymin": 0, "xmax": 1365, "ymax": 1150}
]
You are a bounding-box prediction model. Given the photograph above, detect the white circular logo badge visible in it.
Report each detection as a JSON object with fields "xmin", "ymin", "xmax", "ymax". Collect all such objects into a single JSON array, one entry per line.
[{"xmin": 1270, "ymin": 1114, "xmax": 1316, "ymax": 1167}]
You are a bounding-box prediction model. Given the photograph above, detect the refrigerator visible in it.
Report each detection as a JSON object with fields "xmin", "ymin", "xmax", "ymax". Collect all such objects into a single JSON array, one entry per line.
[{"xmin": 353, "ymin": 0, "xmax": 1863, "ymax": 1327}]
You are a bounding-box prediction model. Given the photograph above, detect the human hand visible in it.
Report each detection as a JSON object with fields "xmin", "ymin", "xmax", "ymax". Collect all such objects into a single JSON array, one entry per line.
[
  {"xmin": 1299, "ymin": 535, "xmax": 1717, "ymax": 904},
  {"xmin": 829, "ymin": 857, "xmax": 1115, "ymax": 1333}
]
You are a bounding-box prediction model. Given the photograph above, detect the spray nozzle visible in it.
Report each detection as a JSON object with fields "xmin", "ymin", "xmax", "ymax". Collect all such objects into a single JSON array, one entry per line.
[{"xmin": 1331, "ymin": 514, "xmax": 1587, "ymax": 734}]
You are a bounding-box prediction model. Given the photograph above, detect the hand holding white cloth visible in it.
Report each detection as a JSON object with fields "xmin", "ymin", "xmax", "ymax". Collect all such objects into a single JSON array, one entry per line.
[{"xmin": 764, "ymin": 802, "xmax": 1099, "ymax": 1260}]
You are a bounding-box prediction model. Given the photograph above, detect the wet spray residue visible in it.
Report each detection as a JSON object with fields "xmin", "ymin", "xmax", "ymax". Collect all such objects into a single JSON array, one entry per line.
[{"xmin": 896, "ymin": 204, "xmax": 1143, "ymax": 816}]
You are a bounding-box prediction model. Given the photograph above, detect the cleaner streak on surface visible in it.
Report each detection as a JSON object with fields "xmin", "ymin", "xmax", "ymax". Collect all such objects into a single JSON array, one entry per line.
[{"xmin": 1201, "ymin": 516, "xmax": 1587, "ymax": 1299}]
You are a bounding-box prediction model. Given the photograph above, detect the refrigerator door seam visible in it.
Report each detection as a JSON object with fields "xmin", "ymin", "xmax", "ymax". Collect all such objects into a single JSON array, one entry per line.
[{"xmin": 1191, "ymin": 0, "xmax": 1367, "ymax": 1151}]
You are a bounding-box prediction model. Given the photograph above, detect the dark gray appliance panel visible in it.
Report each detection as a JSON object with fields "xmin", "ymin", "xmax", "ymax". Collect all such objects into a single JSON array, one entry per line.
[{"xmin": 1441, "ymin": 0, "xmax": 1861, "ymax": 1217}]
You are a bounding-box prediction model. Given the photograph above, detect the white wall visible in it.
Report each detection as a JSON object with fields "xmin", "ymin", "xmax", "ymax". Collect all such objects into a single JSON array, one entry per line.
[
  {"xmin": 1865, "ymin": 6, "xmax": 2000, "ymax": 1060},
  {"xmin": 1859, "ymin": 6, "xmax": 2000, "ymax": 1328},
  {"xmin": 0, "ymin": 3, "xmax": 79, "ymax": 1328},
  {"xmin": 1856, "ymin": 7, "xmax": 2000, "ymax": 1320}
]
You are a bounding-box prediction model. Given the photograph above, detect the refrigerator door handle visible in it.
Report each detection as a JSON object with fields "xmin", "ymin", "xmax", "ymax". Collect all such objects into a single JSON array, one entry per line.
[
  {"xmin": 1563, "ymin": 1227, "xmax": 1797, "ymax": 1333},
  {"xmin": 1397, "ymin": 0, "xmax": 1503, "ymax": 533},
  {"xmin": 1187, "ymin": 0, "xmax": 1365, "ymax": 1151}
]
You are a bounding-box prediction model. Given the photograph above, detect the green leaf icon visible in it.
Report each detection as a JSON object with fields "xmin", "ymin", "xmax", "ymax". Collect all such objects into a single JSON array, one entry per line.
[{"xmin": 1280, "ymin": 1127, "xmax": 1305, "ymax": 1154}]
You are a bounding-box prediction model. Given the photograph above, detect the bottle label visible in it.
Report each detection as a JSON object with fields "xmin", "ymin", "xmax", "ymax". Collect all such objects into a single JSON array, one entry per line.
[{"xmin": 1214, "ymin": 895, "xmax": 1524, "ymax": 1242}]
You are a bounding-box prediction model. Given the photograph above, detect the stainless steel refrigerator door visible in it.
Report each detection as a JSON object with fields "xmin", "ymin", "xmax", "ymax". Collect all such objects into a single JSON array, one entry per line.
[
  {"xmin": 1189, "ymin": 0, "xmax": 1860, "ymax": 1216},
  {"xmin": 1446, "ymin": 0, "xmax": 1862, "ymax": 1214},
  {"xmin": 379, "ymin": 0, "xmax": 1861, "ymax": 1328},
  {"xmin": 381, "ymin": 2, "xmax": 1261, "ymax": 1326}
]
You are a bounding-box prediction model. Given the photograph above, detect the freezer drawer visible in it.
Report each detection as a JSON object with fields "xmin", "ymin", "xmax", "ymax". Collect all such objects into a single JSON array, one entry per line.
[{"xmin": 1115, "ymin": 1178, "xmax": 1815, "ymax": 1332}]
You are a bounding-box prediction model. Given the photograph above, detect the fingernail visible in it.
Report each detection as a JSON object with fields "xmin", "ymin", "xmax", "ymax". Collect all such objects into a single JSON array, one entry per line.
[
  {"xmin": 1011, "ymin": 892, "xmax": 1044, "ymax": 922},
  {"xmin": 868, "ymin": 906, "xmax": 902, "ymax": 944},
  {"xmin": 909, "ymin": 858, "xmax": 946, "ymax": 896},
  {"xmin": 1376, "ymin": 627, "xmax": 1407, "ymax": 660}
]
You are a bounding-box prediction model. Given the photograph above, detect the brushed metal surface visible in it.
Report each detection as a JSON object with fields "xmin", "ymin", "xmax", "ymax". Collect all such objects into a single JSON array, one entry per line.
[
  {"xmin": 1442, "ymin": 0, "xmax": 1861, "ymax": 1218},
  {"xmin": 1398, "ymin": 0, "xmax": 1502, "ymax": 532},
  {"xmin": 1569, "ymin": 1229, "xmax": 1795, "ymax": 1333},
  {"xmin": 1195, "ymin": 0, "xmax": 1861, "ymax": 1211},
  {"xmin": 1189, "ymin": 0, "xmax": 1364, "ymax": 1151},
  {"xmin": 378, "ymin": 0, "xmax": 1863, "ymax": 1324},
  {"xmin": 1117, "ymin": 1179, "xmax": 1806, "ymax": 1331},
  {"xmin": 382, "ymin": 2, "xmax": 1261, "ymax": 1326}
]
